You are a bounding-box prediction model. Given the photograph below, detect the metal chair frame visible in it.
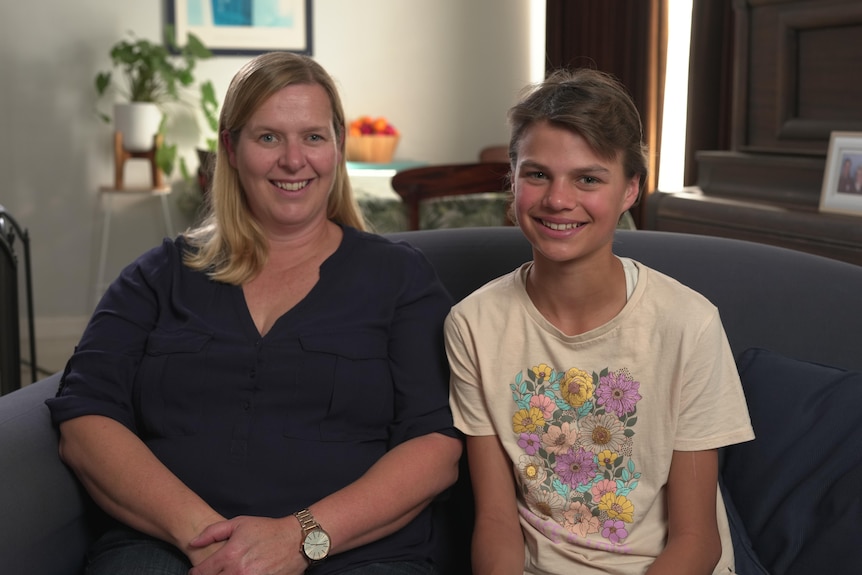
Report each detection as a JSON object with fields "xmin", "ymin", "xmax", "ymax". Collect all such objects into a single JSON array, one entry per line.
[{"xmin": 0, "ymin": 207, "xmax": 36, "ymax": 394}]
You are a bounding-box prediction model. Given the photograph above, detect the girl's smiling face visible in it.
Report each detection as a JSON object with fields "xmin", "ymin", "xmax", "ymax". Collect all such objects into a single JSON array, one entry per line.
[
  {"xmin": 512, "ymin": 120, "xmax": 639, "ymax": 267},
  {"xmin": 226, "ymin": 83, "xmax": 340, "ymax": 237}
]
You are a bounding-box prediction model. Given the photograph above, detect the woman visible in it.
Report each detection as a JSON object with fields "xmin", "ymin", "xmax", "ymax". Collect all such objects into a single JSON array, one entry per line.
[
  {"xmin": 445, "ymin": 69, "xmax": 754, "ymax": 574},
  {"xmin": 48, "ymin": 52, "xmax": 462, "ymax": 575}
]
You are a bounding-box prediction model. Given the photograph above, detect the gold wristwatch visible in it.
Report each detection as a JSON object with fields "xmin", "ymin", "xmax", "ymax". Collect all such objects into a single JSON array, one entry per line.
[{"xmin": 294, "ymin": 508, "xmax": 331, "ymax": 564}]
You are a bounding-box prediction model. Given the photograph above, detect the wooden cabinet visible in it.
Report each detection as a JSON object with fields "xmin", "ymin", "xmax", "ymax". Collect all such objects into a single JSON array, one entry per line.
[{"xmin": 649, "ymin": 0, "xmax": 862, "ymax": 265}]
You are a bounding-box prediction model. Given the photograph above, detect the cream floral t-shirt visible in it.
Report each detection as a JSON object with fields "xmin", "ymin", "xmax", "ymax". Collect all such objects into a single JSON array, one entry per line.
[{"xmin": 446, "ymin": 260, "xmax": 754, "ymax": 575}]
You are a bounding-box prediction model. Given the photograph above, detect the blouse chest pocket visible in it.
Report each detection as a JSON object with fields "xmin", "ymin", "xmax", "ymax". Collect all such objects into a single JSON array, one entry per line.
[
  {"xmin": 136, "ymin": 328, "xmax": 213, "ymax": 437},
  {"xmin": 283, "ymin": 331, "xmax": 392, "ymax": 442}
]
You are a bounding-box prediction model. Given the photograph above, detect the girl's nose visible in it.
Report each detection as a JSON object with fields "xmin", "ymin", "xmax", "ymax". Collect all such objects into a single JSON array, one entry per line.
[{"xmin": 543, "ymin": 180, "xmax": 577, "ymax": 211}]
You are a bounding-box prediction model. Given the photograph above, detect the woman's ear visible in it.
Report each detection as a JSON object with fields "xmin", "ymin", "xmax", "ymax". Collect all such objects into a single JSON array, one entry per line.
[{"xmin": 222, "ymin": 130, "xmax": 237, "ymax": 168}]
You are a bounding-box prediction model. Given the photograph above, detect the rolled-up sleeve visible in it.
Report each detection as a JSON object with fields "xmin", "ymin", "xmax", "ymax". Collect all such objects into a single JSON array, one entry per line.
[
  {"xmin": 46, "ymin": 240, "xmax": 176, "ymax": 432},
  {"xmin": 386, "ymin": 247, "xmax": 459, "ymax": 447}
]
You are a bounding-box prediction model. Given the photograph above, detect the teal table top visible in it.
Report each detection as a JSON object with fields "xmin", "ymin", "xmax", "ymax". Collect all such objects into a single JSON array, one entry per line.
[{"xmin": 347, "ymin": 161, "xmax": 426, "ymax": 172}]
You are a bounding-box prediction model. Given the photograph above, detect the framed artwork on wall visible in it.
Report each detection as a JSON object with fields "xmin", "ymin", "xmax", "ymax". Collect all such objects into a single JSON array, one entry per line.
[
  {"xmin": 167, "ymin": 0, "xmax": 312, "ymax": 56},
  {"xmin": 819, "ymin": 131, "xmax": 862, "ymax": 216}
]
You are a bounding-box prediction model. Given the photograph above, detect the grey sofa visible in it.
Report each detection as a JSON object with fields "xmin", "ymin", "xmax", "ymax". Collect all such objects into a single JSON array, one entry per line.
[{"xmin": 2, "ymin": 227, "xmax": 862, "ymax": 574}]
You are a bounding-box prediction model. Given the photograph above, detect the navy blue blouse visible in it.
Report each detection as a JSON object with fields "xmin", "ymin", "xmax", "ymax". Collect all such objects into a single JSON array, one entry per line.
[{"xmin": 47, "ymin": 225, "xmax": 457, "ymax": 572}]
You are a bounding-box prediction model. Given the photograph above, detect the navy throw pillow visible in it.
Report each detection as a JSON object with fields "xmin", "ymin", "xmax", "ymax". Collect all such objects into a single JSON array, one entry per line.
[{"xmin": 721, "ymin": 348, "xmax": 862, "ymax": 575}]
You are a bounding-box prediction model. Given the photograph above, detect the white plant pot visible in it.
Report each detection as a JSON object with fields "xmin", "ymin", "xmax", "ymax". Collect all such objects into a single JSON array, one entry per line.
[{"xmin": 114, "ymin": 102, "xmax": 162, "ymax": 152}]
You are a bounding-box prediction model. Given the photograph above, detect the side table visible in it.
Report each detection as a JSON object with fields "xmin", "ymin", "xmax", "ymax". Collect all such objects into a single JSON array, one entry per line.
[{"xmin": 94, "ymin": 185, "xmax": 174, "ymax": 304}]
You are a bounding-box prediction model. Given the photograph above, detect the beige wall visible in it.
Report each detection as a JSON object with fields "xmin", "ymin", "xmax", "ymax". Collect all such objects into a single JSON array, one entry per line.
[{"xmin": 0, "ymin": 0, "xmax": 533, "ymax": 334}]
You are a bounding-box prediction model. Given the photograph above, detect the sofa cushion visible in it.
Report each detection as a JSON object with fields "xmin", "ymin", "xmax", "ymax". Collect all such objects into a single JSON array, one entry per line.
[
  {"xmin": 721, "ymin": 348, "xmax": 862, "ymax": 575},
  {"xmin": 718, "ymin": 473, "xmax": 768, "ymax": 575}
]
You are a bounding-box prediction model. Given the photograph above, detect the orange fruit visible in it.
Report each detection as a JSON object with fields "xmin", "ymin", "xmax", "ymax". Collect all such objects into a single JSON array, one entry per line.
[{"xmin": 372, "ymin": 117, "xmax": 388, "ymax": 133}]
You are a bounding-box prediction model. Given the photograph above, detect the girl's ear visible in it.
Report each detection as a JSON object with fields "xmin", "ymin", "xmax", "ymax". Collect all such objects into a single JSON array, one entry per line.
[{"xmin": 622, "ymin": 174, "xmax": 641, "ymax": 212}]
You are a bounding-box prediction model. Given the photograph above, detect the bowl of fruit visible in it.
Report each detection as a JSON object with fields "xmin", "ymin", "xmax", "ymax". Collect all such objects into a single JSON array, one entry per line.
[{"xmin": 346, "ymin": 116, "xmax": 400, "ymax": 163}]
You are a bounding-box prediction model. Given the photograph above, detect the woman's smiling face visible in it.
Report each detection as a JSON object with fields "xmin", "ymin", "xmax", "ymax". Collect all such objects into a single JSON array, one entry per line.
[{"xmin": 227, "ymin": 83, "xmax": 340, "ymax": 237}]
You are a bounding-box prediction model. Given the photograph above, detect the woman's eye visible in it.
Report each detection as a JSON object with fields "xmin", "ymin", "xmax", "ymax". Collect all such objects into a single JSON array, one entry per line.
[{"xmin": 260, "ymin": 134, "xmax": 276, "ymax": 143}]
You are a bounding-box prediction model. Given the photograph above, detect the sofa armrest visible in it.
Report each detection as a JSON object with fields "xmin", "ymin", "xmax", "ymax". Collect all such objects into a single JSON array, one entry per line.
[{"xmin": 0, "ymin": 374, "xmax": 91, "ymax": 575}]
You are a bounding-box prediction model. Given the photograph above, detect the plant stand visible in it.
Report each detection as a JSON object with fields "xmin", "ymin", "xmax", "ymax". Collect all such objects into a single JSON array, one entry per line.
[{"xmin": 114, "ymin": 131, "xmax": 164, "ymax": 189}]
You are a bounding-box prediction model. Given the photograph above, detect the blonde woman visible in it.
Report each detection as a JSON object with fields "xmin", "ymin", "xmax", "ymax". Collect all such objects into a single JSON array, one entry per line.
[{"xmin": 49, "ymin": 52, "xmax": 461, "ymax": 575}]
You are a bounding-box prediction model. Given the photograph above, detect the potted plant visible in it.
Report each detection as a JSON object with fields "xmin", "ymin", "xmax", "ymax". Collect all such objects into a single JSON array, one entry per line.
[{"xmin": 94, "ymin": 26, "xmax": 213, "ymax": 179}]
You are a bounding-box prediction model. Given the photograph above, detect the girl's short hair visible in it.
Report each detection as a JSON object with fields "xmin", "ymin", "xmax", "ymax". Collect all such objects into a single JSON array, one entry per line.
[
  {"xmin": 508, "ymin": 68, "xmax": 649, "ymax": 200},
  {"xmin": 184, "ymin": 52, "xmax": 365, "ymax": 284}
]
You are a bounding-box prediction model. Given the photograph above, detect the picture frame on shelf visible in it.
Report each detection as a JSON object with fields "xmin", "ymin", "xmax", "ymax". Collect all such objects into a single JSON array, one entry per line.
[
  {"xmin": 167, "ymin": 0, "xmax": 312, "ymax": 56},
  {"xmin": 820, "ymin": 131, "xmax": 862, "ymax": 216}
]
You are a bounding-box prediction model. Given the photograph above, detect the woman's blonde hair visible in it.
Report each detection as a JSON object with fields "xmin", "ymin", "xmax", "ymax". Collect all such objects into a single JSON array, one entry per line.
[{"xmin": 183, "ymin": 52, "xmax": 365, "ymax": 284}]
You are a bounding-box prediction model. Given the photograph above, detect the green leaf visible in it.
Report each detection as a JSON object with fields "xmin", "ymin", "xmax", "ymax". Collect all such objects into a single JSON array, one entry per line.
[
  {"xmin": 185, "ymin": 32, "xmax": 213, "ymax": 58},
  {"xmin": 155, "ymin": 143, "xmax": 177, "ymax": 177},
  {"xmin": 552, "ymin": 478, "xmax": 571, "ymax": 498},
  {"xmin": 95, "ymin": 72, "xmax": 111, "ymax": 96}
]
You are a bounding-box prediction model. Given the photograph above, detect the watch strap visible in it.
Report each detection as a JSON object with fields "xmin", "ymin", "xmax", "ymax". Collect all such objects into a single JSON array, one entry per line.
[{"xmin": 294, "ymin": 507, "xmax": 320, "ymax": 535}]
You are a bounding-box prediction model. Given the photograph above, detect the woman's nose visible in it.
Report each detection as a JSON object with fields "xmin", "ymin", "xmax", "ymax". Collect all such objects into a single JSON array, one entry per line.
[{"xmin": 279, "ymin": 140, "xmax": 306, "ymax": 171}]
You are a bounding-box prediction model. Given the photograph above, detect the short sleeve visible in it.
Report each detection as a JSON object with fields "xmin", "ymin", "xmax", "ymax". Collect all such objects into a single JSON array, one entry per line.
[
  {"xmin": 445, "ymin": 307, "xmax": 495, "ymax": 436},
  {"xmin": 674, "ymin": 310, "xmax": 755, "ymax": 451}
]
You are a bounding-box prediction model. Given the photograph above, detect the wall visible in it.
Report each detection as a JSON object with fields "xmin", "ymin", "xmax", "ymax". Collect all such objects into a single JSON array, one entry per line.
[{"xmin": 0, "ymin": 0, "xmax": 532, "ymax": 337}]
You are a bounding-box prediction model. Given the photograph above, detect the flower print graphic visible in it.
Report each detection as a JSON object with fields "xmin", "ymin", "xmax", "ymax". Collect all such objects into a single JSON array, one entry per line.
[
  {"xmin": 564, "ymin": 501, "xmax": 601, "ymax": 537},
  {"xmin": 512, "ymin": 406, "xmax": 545, "ymax": 434},
  {"xmin": 590, "ymin": 478, "xmax": 617, "ymax": 502},
  {"xmin": 525, "ymin": 486, "xmax": 568, "ymax": 523},
  {"xmin": 530, "ymin": 393, "xmax": 556, "ymax": 420},
  {"xmin": 602, "ymin": 519, "xmax": 629, "ymax": 543},
  {"xmin": 596, "ymin": 449, "xmax": 619, "ymax": 470},
  {"xmin": 518, "ymin": 454, "xmax": 547, "ymax": 487},
  {"xmin": 531, "ymin": 363, "xmax": 553, "ymax": 382},
  {"xmin": 560, "ymin": 367, "xmax": 594, "ymax": 408},
  {"xmin": 510, "ymin": 363, "xmax": 641, "ymax": 547},
  {"xmin": 599, "ymin": 492, "xmax": 635, "ymax": 523},
  {"xmin": 555, "ymin": 447, "xmax": 598, "ymax": 487},
  {"xmin": 578, "ymin": 413, "xmax": 627, "ymax": 454},
  {"xmin": 542, "ymin": 422, "xmax": 578, "ymax": 455},
  {"xmin": 518, "ymin": 432, "xmax": 542, "ymax": 455},
  {"xmin": 596, "ymin": 369, "xmax": 642, "ymax": 417}
]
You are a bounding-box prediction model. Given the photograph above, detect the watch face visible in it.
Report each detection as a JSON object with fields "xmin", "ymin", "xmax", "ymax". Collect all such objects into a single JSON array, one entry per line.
[{"xmin": 303, "ymin": 529, "xmax": 331, "ymax": 561}]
